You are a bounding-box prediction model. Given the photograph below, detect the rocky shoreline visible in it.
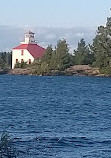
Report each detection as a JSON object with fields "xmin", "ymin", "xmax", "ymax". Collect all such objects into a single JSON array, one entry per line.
[{"xmin": 2, "ymin": 65, "xmax": 107, "ymax": 77}]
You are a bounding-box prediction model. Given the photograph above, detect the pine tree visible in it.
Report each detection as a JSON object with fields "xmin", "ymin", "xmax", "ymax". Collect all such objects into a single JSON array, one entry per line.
[
  {"xmin": 54, "ymin": 39, "xmax": 73, "ymax": 71},
  {"xmin": 74, "ymin": 38, "xmax": 94, "ymax": 65},
  {"xmin": 91, "ymin": 17, "xmax": 111, "ymax": 69}
]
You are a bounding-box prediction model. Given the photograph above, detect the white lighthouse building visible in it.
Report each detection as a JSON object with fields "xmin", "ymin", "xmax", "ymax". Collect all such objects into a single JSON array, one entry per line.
[{"xmin": 12, "ymin": 30, "xmax": 46, "ymax": 69}]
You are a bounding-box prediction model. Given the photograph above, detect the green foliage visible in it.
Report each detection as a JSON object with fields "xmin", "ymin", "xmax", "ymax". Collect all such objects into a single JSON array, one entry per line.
[
  {"xmin": 31, "ymin": 39, "xmax": 74, "ymax": 75},
  {"xmin": 2, "ymin": 16, "xmax": 111, "ymax": 76},
  {"xmin": 91, "ymin": 17, "xmax": 111, "ymax": 70},
  {"xmin": 0, "ymin": 58, "xmax": 5, "ymax": 69},
  {"xmin": 42, "ymin": 45, "xmax": 53, "ymax": 64},
  {"xmin": 51, "ymin": 39, "xmax": 74, "ymax": 71},
  {"xmin": 0, "ymin": 132, "xmax": 16, "ymax": 158},
  {"xmin": 74, "ymin": 38, "xmax": 94, "ymax": 65},
  {"xmin": 33, "ymin": 60, "xmax": 49, "ymax": 75},
  {"xmin": 41, "ymin": 45, "xmax": 53, "ymax": 70},
  {"xmin": 14, "ymin": 61, "xmax": 27, "ymax": 69},
  {"xmin": 0, "ymin": 52, "xmax": 12, "ymax": 69},
  {"xmin": 100, "ymin": 66, "xmax": 111, "ymax": 76}
]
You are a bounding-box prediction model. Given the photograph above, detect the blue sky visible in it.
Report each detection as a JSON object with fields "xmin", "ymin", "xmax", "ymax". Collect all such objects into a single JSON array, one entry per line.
[
  {"xmin": 1, "ymin": 0, "xmax": 111, "ymax": 27},
  {"xmin": 0, "ymin": 0, "xmax": 111, "ymax": 51}
]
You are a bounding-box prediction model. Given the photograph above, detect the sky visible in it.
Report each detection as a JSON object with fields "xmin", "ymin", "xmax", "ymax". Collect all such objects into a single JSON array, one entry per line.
[
  {"xmin": 0, "ymin": 0, "xmax": 111, "ymax": 51},
  {"xmin": 0, "ymin": 0, "xmax": 111, "ymax": 28}
]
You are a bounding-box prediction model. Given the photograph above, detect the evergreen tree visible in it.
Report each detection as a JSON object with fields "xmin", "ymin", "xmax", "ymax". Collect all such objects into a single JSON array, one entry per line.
[
  {"xmin": 74, "ymin": 38, "xmax": 94, "ymax": 65},
  {"xmin": 54, "ymin": 39, "xmax": 73, "ymax": 71},
  {"xmin": 0, "ymin": 52, "xmax": 12, "ymax": 69},
  {"xmin": 32, "ymin": 39, "xmax": 74, "ymax": 74},
  {"xmin": 0, "ymin": 57, "xmax": 4, "ymax": 69},
  {"xmin": 91, "ymin": 17, "xmax": 111, "ymax": 69},
  {"xmin": 41, "ymin": 45, "xmax": 53, "ymax": 70}
]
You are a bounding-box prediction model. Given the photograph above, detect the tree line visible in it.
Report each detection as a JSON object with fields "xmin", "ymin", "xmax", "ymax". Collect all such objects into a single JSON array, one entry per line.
[
  {"xmin": 28, "ymin": 15, "xmax": 111, "ymax": 75},
  {"xmin": 1, "ymin": 16, "xmax": 111, "ymax": 75},
  {"xmin": 0, "ymin": 52, "xmax": 12, "ymax": 69},
  {"xmin": 29, "ymin": 38, "xmax": 94, "ymax": 75}
]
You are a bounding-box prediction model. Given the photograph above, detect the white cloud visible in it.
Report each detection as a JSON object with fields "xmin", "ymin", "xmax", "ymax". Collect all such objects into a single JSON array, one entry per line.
[
  {"xmin": 75, "ymin": 33, "xmax": 84, "ymax": 37},
  {"xmin": 64, "ymin": 32, "xmax": 74, "ymax": 39},
  {"xmin": 45, "ymin": 33, "xmax": 56, "ymax": 39},
  {"xmin": 0, "ymin": 26, "xmax": 96, "ymax": 52}
]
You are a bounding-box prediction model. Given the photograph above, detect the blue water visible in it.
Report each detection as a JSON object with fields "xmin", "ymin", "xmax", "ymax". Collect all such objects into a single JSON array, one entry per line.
[{"xmin": 0, "ymin": 75, "xmax": 111, "ymax": 158}]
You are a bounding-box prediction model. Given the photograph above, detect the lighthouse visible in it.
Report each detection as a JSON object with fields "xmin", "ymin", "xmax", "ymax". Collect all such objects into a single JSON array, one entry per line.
[
  {"xmin": 21, "ymin": 30, "xmax": 36, "ymax": 44},
  {"xmin": 12, "ymin": 30, "xmax": 46, "ymax": 69}
]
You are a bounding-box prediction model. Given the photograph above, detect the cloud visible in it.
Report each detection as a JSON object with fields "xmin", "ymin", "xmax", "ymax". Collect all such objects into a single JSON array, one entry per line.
[
  {"xmin": 75, "ymin": 33, "xmax": 84, "ymax": 37},
  {"xmin": 45, "ymin": 33, "xmax": 56, "ymax": 39},
  {"xmin": 0, "ymin": 26, "xmax": 96, "ymax": 52}
]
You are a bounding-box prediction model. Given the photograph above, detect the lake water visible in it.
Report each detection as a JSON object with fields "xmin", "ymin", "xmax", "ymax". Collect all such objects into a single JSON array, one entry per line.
[{"xmin": 0, "ymin": 75, "xmax": 111, "ymax": 158}]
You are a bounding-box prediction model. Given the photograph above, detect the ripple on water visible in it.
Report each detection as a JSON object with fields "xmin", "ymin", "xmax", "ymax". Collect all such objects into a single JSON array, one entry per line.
[{"xmin": 0, "ymin": 75, "xmax": 111, "ymax": 157}]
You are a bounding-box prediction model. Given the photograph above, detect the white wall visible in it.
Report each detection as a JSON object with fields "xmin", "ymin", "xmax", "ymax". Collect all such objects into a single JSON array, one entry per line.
[{"xmin": 12, "ymin": 49, "xmax": 34, "ymax": 69}]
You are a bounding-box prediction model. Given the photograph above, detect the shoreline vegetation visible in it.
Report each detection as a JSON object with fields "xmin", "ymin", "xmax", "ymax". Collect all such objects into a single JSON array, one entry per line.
[
  {"xmin": 9, "ymin": 65, "xmax": 100, "ymax": 76},
  {"xmin": 1, "ymin": 17, "xmax": 111, "ymax": 77},
  {"xmin": 0, "ymin": 65, "xmax": 106, "ymax": 77}
]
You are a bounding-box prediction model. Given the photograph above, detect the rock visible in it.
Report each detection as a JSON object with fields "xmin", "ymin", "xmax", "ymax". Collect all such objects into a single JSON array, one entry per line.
[
  {"xmin": 8, "ymin": 68, "xmax": 32, "ymax": 75},
  {"xmin": 66, "ymin": 65, "xmax": 100, "ymax": 76},
  {"xmin": 7, "ymin": 65, "xmax": 108, "ymax": 77}
]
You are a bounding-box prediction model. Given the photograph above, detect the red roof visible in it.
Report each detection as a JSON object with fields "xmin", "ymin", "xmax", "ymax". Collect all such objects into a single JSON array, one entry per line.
[{"xmin": 13, "ymin": 44, "xmax": 46, "ymax": 58}]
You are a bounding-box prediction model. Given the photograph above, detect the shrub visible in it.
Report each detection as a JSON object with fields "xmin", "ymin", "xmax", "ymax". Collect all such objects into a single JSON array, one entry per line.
[{"xmin": 14, "ymin": 61, "xmax": 27, "ymax": 69}]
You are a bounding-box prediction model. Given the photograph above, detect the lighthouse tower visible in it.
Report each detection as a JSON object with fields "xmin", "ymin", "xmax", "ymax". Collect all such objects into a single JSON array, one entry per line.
[
  {"xmin": 21, "ymin": 30, "xmax": 36, "ymax": 44},
  {"xmin": 12, "ymin": 30, "xmax": 46, "ymax": 69}
]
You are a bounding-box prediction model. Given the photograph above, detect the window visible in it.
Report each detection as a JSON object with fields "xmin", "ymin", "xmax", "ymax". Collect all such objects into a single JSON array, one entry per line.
[
  {"xmin": 29, "ymin": 59, "xmax": 31, "ymax": 64},
  {"xmin": 21, "ymin": 50, "xmax": 24, "ymax": 55},
  {"xmin": 21, "ymin": 59, "xmax": 24, "ymax": 62},
  {"xmin": 16, "ymin": 59, "xmax": 18, "ymax": 63}
]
